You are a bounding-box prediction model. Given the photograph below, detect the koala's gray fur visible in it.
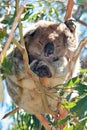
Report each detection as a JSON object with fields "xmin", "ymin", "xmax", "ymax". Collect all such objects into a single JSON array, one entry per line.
[{"xmin": 6, "ymin": 20, "xmax": 78, "ymax": 114}]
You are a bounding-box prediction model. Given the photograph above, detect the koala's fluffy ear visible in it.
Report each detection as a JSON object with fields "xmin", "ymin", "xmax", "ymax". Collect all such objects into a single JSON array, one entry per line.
[
  {"xmin": 28, "ymin": 29, "xmax": 37, "ymax": 37},
  {"xmin": 24, "ymin": 27, "xmax": 37, "ymax": 49},
  {"xmin": 24, "ymin": 27, "xmax": 37, "ymax": 38},
  {"xmin": 24, "ymin": 27, "xmax": 38, "ymax": 64}
]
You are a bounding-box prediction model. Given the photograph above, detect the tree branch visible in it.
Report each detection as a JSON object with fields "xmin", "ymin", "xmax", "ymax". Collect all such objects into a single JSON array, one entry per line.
[
  {"xmin": 36, "ymin": 114, "xmax": 52, "ymax": 130},
  {"xmin": 16, "ymin": 0, "xmax": 25, "ymax": 45},
  {"xmin": 0, "ymin": 5, "xmax": 25, "ymax": 61},
  {"xmin": 2, "ymin": 107, "xmax": 19, "ymax": 119},
  {"xmin": 64, "ymin": 0, "xmax": 74, "ymax": 21},
  {"xmin": 77, "ymin": 19, "xmax": 87, "ymax": 27},
  {"xmin": 68, "ymin": 37, "xmax": 87, "ymax": 79}
]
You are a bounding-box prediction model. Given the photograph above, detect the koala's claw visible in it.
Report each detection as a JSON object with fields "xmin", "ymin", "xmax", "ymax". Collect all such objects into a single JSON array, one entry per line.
[
  {"xmin": 36, "ymin": 65, "xmax": 52, "ymax": 77},
  {"xmin": 30, "ymin": 60, "xmax": 52, "ymax": 78},
  {"xmin": 65, "ymin": 19, "xmax": 76, "ymax": 33}
]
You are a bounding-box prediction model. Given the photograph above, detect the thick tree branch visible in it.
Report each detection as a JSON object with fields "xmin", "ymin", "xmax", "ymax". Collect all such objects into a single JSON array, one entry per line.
[
  {"xmin": 64, "ymin": 0, "xmax": 74, "ymax": 21},
  {"xmin": 36, "ymin": 114, "xmax": 52, "ymax": 130}
]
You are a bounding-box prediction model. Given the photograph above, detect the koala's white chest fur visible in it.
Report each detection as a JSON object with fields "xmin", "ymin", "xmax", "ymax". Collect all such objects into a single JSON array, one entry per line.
[{"xmin": 6, "ymin": 20, "xmax": 79, "ymax": 114}]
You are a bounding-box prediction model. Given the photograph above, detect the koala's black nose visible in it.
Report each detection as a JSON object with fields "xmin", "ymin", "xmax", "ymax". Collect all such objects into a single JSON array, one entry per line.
[{"xmin": 44, "ymin": 42, "xmax": 54, "ymax": 57}]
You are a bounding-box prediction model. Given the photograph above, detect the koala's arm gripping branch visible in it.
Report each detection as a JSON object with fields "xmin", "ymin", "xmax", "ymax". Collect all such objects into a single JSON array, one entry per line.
[
  {"xmin": 15, "ymin": 0, "xmax": 50, "ymax": 114},
  {"xmin": 12, "ymin": 38, "xmax": 50, "ymax": 114}
]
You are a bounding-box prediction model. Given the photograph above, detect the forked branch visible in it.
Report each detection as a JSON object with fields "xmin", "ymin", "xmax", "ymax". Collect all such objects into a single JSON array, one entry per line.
[{"xmin": 68, "ymin": 37, "xmax": 87, "ymax": 79}]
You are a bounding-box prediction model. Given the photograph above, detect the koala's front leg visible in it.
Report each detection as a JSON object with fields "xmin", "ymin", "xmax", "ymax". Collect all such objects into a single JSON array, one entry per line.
[{"xmin": 30, "ymin": 60, "xmax": 52, "ymax": 78}]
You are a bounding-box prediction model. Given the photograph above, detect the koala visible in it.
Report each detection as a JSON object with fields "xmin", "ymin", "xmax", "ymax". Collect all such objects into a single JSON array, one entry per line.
[{"xmin": 6, "ymin": 20, "xmax": 77, "ymax": 114}]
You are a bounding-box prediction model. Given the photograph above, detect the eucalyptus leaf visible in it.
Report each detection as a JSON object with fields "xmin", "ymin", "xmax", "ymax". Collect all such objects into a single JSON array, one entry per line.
[
  {"xmin": 74, "ymin": 83, "xmax": 87, "ymax": 96},
  {"xmin": 62, "ymin": 101, "xmax": 76, "ymax": 109},
  {"xmin": 63, "ymin": 125, "xmax": 75, "ymax": 130},
  {"xmin": 1, "ymin": 55, "xmax": 13, "ymax": 75},
  {"xmin": 70, "ymin": 96, "xmax": 87, "ymax": 118},
  {"xmin": 75, "ymin": 120, "xmax": 86, "ymax": 130},
  {"xmin": 52, "ymin": 115, "xmax": 70, "ymax": 126},
  {"xmin": 66, "ymin": 77, "xmax": 80, "ymax": 88},
  {"xmin": 0, "ymin": 28, "xmax": 7, "ymax": 38}
]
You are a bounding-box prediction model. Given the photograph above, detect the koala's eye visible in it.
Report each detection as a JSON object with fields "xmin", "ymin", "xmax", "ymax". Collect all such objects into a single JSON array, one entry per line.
[
  {"xmin": 29, "ymin": 29, "xmax": 36, "ymax": 37},
  {"xmin": 65, "ymin": 19, "xmax": 76, "ymax": 33}
]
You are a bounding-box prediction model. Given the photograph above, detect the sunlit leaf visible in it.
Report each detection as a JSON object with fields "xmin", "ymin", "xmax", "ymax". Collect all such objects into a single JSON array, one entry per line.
[
  {"xmin": 62, "ymin": 101, "xmax": 76, "ymax": 109},
  {"xmin": 66, "ymin": 77, "xmax": 80, "ymax": 88},
  {"xmin": 26, "ymin": 4, "xmax": 34, "ymax": 10},
  {"xmin": 80, "ymin": 68, "xmax": 87, "ymax": 75},
  {"xmin": 23, "ymin": 12, "xmax": 30, "ymax": 21},
  {"xmin": 63, "ymin": 125, "xmax": 75, "ymax": 130}
]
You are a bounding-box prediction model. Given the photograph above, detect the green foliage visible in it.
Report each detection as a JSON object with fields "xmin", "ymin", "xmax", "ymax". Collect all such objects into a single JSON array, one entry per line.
[
  {"xmin": 66, "ymin": 77, "xmax": 80, "ymax": 88},
  {"xmin": 0, "ymin": 55, "xmax": 13, "ymax": 75},
  {"xmin": 22, "ymin": 2, "xmax": 63, "ymax": 22},
  {"xmin": 63, "ymin": 125, "xmax": 75, "ymax": 130},
  {"xmin": 75, "ymin": 119, "xmax": 87, "ymax": 130},
  {"xmin": 70, "ymin": 96, "xmax": 87, "ymax": 118},
  {"xmin": 74, "ymin": 83, "xmax": 87, "ymax": 95},
  {"xmin": 0, "ymin": 28, "xmax": 7, "ymax": 39},
  {"xmin": 52, "ymin": 115, "xmax": 70, "ymax": 126},
  {"xmin": 11, "ymin": 109, "xmax": 45, "ymax": 130},
  {"xmin": 62, "ymin": 101, "xmax": 76, "ymax": 109},
  {"xmin": 77, "ymin": 0, "xmax": 87, "ymax": 3}
]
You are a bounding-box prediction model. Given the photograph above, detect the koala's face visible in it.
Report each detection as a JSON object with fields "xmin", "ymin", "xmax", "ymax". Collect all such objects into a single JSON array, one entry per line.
[{"xmin": 24, "ymin": 20, "xmax": 76, "ymax": 78}]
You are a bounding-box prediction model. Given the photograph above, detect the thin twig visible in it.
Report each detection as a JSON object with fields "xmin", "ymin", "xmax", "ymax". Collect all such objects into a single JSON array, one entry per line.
[
  {"xmin": 76, "ymin": 2, "xmax": 87, "ymax": 6},
  {"xmin": 0, "ymin": 5, "xmax": 25, "ymax": 61},
  {"xmin": 73, "ymin": 37, "xmax": 87, "ymax": 62},
  {"xmin": 2, "ymin": 107, "xmax": 19, "ymax": 119},
  {"xmin": 16, "ymin": 0, "xmax": 24, "ymax": 45},
  {"xmin": 77, "ymin": 19, "xmax": 87, "ymax": 27},
  {"xmin": 12, "ymin": 39, "xmax": 50, "ymax": 114}
]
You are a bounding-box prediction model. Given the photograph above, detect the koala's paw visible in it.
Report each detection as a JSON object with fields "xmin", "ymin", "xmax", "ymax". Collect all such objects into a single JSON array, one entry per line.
[
  {"xmin": 65, "ymin": 19, "xmax": 76, "ymax": 33},
  {"xmin": 30, "ymin": 60, "xmax": 52, "ymax": 78}
]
